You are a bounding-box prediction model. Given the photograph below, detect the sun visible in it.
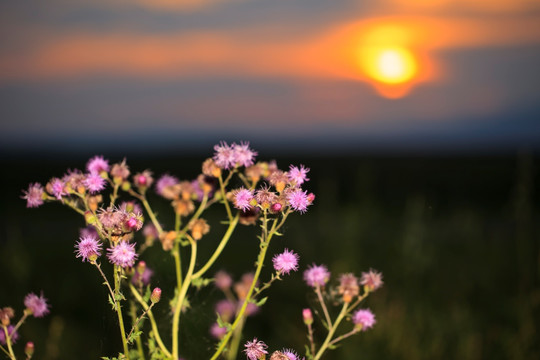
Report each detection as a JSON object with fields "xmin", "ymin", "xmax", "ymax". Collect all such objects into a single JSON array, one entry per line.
[{"xmin": 363, "ymin": 47, "xmax": 418, "ymax": 85}]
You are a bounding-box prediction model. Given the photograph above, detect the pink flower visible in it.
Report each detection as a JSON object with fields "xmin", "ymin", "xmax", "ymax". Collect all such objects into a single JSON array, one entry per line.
[
  {"xmin": 282, "ymin": 349, "xmax": 302, "ymax": 360},
  {"xmin": 233, "ymin": 141, "xmax": 257, "ymax": 167},
  {"xmin": 215, "ymin": 299, "xmax": 236, "ymax": 322},
  {"xmin": 286, "ymin": 188, "xmax": 310, "ymax": 213},
  {"xmin": 75, "ymin": 235, "xmax": 102, "ymax": 262},
  {"xmin": 131, "ymin": 267, "xmax": 153, "ymax": 286},
  {"xmin": 233, "ymin": 188, "xmax": 254, "ymax": 211},
  {"xmin": 244, "ymin": 338, "xmax": 268, "ymax": 360},
  {"xmin": 213, "ymin": 141, "xmax": 236, "ymax": 170},
  {"xmin": 133, "ymin": 170, "xmax": 154, "ymax": 188},
  {"xmin": 79, "ymin": 226, "xmax": 98, "ymax": 239},
  {"xmin": 50, "ymin": 178, "xmax": 67, "ymax": 199},
  {"xmin": 24, "ymin": 292, "xmax": 50, "ymax": 318},
  {"xmin": 272, "ymin": 249, "xmax": 299, "ymax": 275},
  {"xmin": 0, "ymin": 325, "xmax": 18, "ymax": 345},
  {"xmin": 303, "ymin": 264, "xmax": 330, "ymax": 287},
  {"xmin": 214, "ymin": 270, "xmax": 233, "ymax": 290},
  {"xmin": 360, "ymin": 269, "xmax": 384, "ymax": 292},
  {"xmin": 155, "ymin": 174, "xmax": 179, "ymax": 197},
  {"xmin": 22, "ymin": 183, "xmax": 44, "ymax": 208},
  {"xmin": 210, "ymin": 322, "xmax": 227, "ymax": 339},
  {"xmin": 352, "ymin": 309, "xmax": 376, "ymax": 331},
  {"xmin": 86, "ymin": 155, "xmax": 110, "ymax": 174},
  {"xmin": 107, "ymin": 241, "xmax": 138, "ymax": 268},
  {"xmin": 288, "ymin": 165, "xmax": 310, "ymax": 186},
  {"xmin": 84, "ymin": 173, "xmax": 107, "ymax": 194}
]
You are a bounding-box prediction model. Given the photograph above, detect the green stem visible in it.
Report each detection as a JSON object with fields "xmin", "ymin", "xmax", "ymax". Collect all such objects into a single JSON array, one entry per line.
[
  {"xmin": 114, "ymin": 266, "xmax": 130, "ymax": 359},
  {"xmin": 65, "ymin": 200, "xmax": 85, "ymax": 215},
  {"xmin": 127, "ymin": 303, "xmax": 154, "ymax": 344},
  {"xmin": 226, "ymin": 316, "xmax": 246, "ymax": 360},
  {"xmin": 173, "ymin": 242, "xmax": 183, "ymax": 293},
  {"xmin": 313, "ymin": 303, "xmax": 349, "ymax": 360},
  {"xmin": 12, "ymin": 312, "xmax": 28, "ymax": 333},
  {"xmin": 307, "ymin": 322, "xmax": 315, "ymax": 357},
  {"xmin": 0, "ymin": 344, "xmax": 11, "ymax": 359},
  {"xmin": 315, "ymin": 286, "xmax": 333, "ymax": 329},
  {"xmin": 2, "ymin": 325, "xmax": 15, "ymax": 360},
  {"xmin": 192, "ymin": 214, "xmax": 239, "ymax": 280},
  {"xmin": 129, "ymin": 301, "xmax": 146, "ymax": 360},
  {"xmin": 328, "ymin": 328, "xmax": 359, "ymax": 346},
  {"xmin": 210, "ymin": 217, "xmax": 279, "ymax": 360},
  {"xmin": 218, "ymin": 173, "xmax": 233, "ymax": 221},
  {"xmin": 136, "ymin": 194, "xmax": 163, "ymax": 236},
  {"xmin": 129, "ymin": 284, "xmax": 171, "ymax": 358},
  {"xmin": 94, "ymin": 262, "xmax": 116, "ymax": 301},
  {"xmin": 110, "ymin": 183, "xmax": 120, "ymax": 206},
  {"xmin": 172, "ymin": 238, "xmax": 197, "ymax": 359}
]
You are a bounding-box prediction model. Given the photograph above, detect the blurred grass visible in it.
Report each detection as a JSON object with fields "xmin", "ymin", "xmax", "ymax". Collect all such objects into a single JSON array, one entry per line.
[{"xmin": 1, "ymin": 153, "xmax": 539, "ymax": 359}]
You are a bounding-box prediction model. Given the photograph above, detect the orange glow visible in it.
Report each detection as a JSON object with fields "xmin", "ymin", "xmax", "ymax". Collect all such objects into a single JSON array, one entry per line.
[{"xmin": 362, "ymin": 47, "xmax": 418, "ymax": 84}]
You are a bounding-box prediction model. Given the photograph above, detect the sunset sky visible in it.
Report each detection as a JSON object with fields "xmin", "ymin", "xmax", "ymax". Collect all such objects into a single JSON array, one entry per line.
[{"xmin": 1, "ymin": 0, "xmax": 539, "ymax": 154}]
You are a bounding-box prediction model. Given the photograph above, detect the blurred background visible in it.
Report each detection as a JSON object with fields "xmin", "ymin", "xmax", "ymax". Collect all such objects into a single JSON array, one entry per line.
[{"xmin": 1, "ymin": 0, "xmax": 540, "ymax": 359}]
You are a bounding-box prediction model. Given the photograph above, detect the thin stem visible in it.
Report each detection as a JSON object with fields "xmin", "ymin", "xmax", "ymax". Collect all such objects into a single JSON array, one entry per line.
[
  {"xmin": 218, "ymin": 173, "xmax": 233, "ymax": 221},
  {"xmin": 253, "ymin": 273, "xmax": 281, "ymax": 298},
  {"xmin": 133, "ymin": 193, "xmax": 163, "ymax": 236},
  {"xmin": 307, "ymin": 322, "xmax": 315, "ymax": 357},
  {"xmin": 0, "ymin": 344, "xmax": 11, "ymax": 358},
  {"xmin": 110, "ymin": 183, "xmax": 120, "ymax": 206},
  {"xmin": 172, "ymin": 238, "xmax": 197, "ymax": 359},
  {"xmin": 328, "ymin": 328, "xmax": 359, "ymax": 346},
  {"xmin": 127, "ymin": 303, "xmax": 155, "ymax": 343},
  {"xmin": 192, "ymin": 214, "xmax": 239, "ymax": 280},
  {"xmin": 65, "ymin": 200, "xmax": 85, "ymax": 215},
  {"xmin": 114, "ymin": 266, "xmax": 130, "ymax": 359},
  {"xmin": 315, "ymin": 286, "xmax": 333, "ymax": 329},
  {"xmin": 129, "ymin": 284, "xmax": 171, "ymax": 358},
  {"xmin": 227, "ymin": 316, "xmax": 246, "ymax": 360},
  {"xmin": 129, "ymin": 301, "xmax": 146, "ymax": 360},
  {"xmin": 2, "ymin": 325, "xmax": 15, "ymax": 360},
  {"xmin": 313, "ymin": 303, "xmax": 349, "ymax": 360},
  {"xmin": 94, "ymin": 262, "xmax": 116, "ymax": 301},
  {"xmin": 12, "ymin": 312, "xmax": 28, "ymax": 333},
  {"xmin": 172, "ymin": 242, "xmax": 183, "ymax": 293}
]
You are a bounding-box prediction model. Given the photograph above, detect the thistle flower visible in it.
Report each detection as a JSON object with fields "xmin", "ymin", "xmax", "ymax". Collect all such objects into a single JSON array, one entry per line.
[
  {"xmin": 214, "ymin": 270, "xmax": 233, "ymax": 291},
  {"xmin": 360, "ymin": 269, "xmax": 384, "ymax": 292},
  {"xmin": 133, "ymin": 170, "xmax": 154, "ymax": 189},
  {"xmin": 24, "ymin": 292, "xmax": 50, "ymax": 318},
  {"xmin": 351, "ymin": 308, "xmax": 376, "ymax": 331},
  {"xmin": 87, "ymin": 155, "xmax": 110, "ymax": 175},
  {"xmin": 213, "ymin": 141, "xmax": 236, "ymax": 170},
  {"xmin": 233, "ymin": 141, "xmax": 257, "ymax": 168},
  {"xmin": 302, "ymin": 308, "xmax": 313, "ymax": 325},
  {"xmin": 75, "ymin": 235, "xmax": 102, "ymax": 262},
  {"xmin": 22, "ymin": 183, "xmax": 44, "ymax": 208},
  {"xmin": 49, "ymin": 178, "xmax": 67, "ymax": 199},
  {"xmin": 79, "ymin": 225, "xmax": 99, "ymax": 239},
  {"xmin": 143, "ymin": 224, "xmax": 159, "ymax": 240},
  {"xmin": 125, "ymin": 213, "xmax": 144, "ymax": 232},
  {"xmin": 215, "ymin": 299, "xmax": 236, "ymax": 322},
  {"xmin": 131, "ymin": 264, "xmax": 153, "ymax": 286},
  {"xmin": 98, "ymin": 207, "xmax": 126, "ymax": 231},
  {"xmin": 304, "ymin": 264, "xmax": 330, "ymax": 287},
  {"xmin": 155, "ymin": 174, "xmax": 179, "ymax": 198},
  {"xmin": 272, "ymin": 249, "xmax": 299, "ymax": 275},
  {"xmin": 282, "ymin": 349, "xmax": 302, "ymax": 360},
  {"xmin": 233, "ymin": 188, "xmax": 254, "ymax": 211},
  {"xmin": 119, "ymin": 201, "xmax": 143, "ymax": 216},
  {"xmin": 270, "ymin": 351, "xmax": 288, "ymax": 360},
  {"xmin": 84, "ymin": 173, "xmax": 107, "ymax": 194},
  {"xmin": 25, "ymin": 341, "xmax": 35, "ymax": 358},
  {"xmin": 189, "ymin": 218, "xmax": 210, "ymax": 240},
  {"xmin": 244, "ymin": 338, "xmax": 268, "ymax": 360},
  {"xmin": 63, "ymin": 169, "xmax": 87, "ymax": 192},
  {"xmin": 338, "ymin": 273, "xmax": 360, "ymax": 303},
  {"xmin": 150, "ymin": 288, "xmax": 161, "ymax": 303},
  {"xmin": 268, "ymin": 170, "xmax": 288, "ymax": 192},
  {"xmin": 0, "ymin": 307, "xmax": 14, "ymax": 326},
  {"xmin": 107, "ymin": 241, "xmax": 138, "ymax": 268},
  {"xmin": 288, "ymin": 165, "xmax": 310, "ymax": 186},
  {"xmin": 286, "ymin": 188, "xmax": 310, "ymax": 213},
  {"xmin": 110, "ymin": 159, "xmax": 130, "ymax": 180},
  {"xmin": 0, "ymin": 325, "xmax": 19, "ymax": 345},
  {"xmin": 255, "ymin": 187, "xmax": 277, "ymax": 209}
]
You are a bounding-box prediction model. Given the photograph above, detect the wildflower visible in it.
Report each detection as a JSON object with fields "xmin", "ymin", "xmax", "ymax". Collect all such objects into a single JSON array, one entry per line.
[
  {"xmin": 75, "ymin": 235, "xmax": 102, "ymax": 262},
  {"xmin": 360, "ymin": 269, "xmax": 384, "ymax": 292},
  {"xmin": 143, "ymin": 224, "xmax": 159, "ymax": 241},
  {"xmin": 24, "ymin": 292, "xmax": 50, "ymax": 318},
  {"xmin": 304, "ymin": 264, "xmax": 330, "ymax": 287},
  {"xmin": 132, "ymin": 263, "xmax": 153, "ymax": 286},
  {"xmin": 63, "ymin": 169, "xmax": 87, "ymax": 193},
  {"xmin": 302, "ymin": 308, "xmax": 313, "ymax": 325},
  {"xmin": 282, "ymin": 349, "xmax": 301, "ymax": 360},
  {"xmin": 87, "ymin": 156, "xmax": 110, "ymax": 175},
  {"xmin": 255, "ymin": 187, "xmax": 277, "ymax": 209},
  {"xmin": 133, "ymin": 170, "xmax": 154, "ymax": 189},
  {"xmin": 288, "ymin": 165, "xmax": 310, "ymax": 186},
  {"xmin": 273, "ymin": 249, "xmax": 299, "ymax": 275},
  {"xmin": 210, "ymin": 322, "xmax": 227, "ymax": 339},
  {"xmin": 202, "ymin": 158, "xmax": 221, "ymax": 178},
  {"xmin": 79, "ymin": 226, "xmax": 99, "ymax": 239},
  {"xmin": 150, "ymin": 288, "xmax": 161, "ymax": 303},
  {"xmin": 214, "ymin": 270, "xmax": 233, "ymax": 291},
  {"xmin": 98, "ymin": 207, "xmax": 126, "ymax": 231},
  {"xmin": 25, "ymin": 342, "xmax": 35, "ymax": 358},
  {"xmin": 110, "ymin": 159, "xmax": 130, "ymax": 181},
  {"xmin": 119, "ymin": 201, "xmax": 143, "ymax": 216},
  {"xmin": 22, "ymin": 183, "xmax": 44, "ymax": 208},
  {"xmin": 84, "ymin": 173, "xmax": 107, "ymax": 194},
  {"xmin": 0, "ymin": 307, "xmax": 14, "ymax": 326},
  {"xmin": 338, "ymin": 273, "xmax": 360, "ymax": 303},
  {"xmin": 155, "ymin": 174, "xmax": 179, "ymax": 199},
  {"xmin": 213, "ymin": 141, "xmax": 236, "ymax": 170},
  {"xmin": 270, "ymin": 351, "xmax": 288, "ymax": 360},
  {"xmin": 107, "ymin": 241, "xmax": 138, "ymax": 268},
  {"xmin": 0, "ymin": 325, "xmax": 18, "ymax": 345},
  {"xmin": 233, "ymin": 141, "xmax": 257, "ymax": 168},
  {"xmin": 49, "ymin": 178, "xmax": 67, "ymax": 200},
  {"xmin": 233, "ymin": 188, "xmax": 254, "ymax": 211},
  {"xmin": 173, "ymin": 199, "xmax": 195, "ymax": 217},
  {"xmin": 270, "ymin": 202, "xmax": 283, "ymax": 213},
  {"xmin": 215, "ymin": 300, "xmax": 236, "ymax": 322},
  {"xmin": 351, "ymin": 309, "xmax": 376, "ymax": 331},
  {"xmin": 286, "ymin": 188, "xmax": 310, "ymax": 213},
  {"xmin": 268, "ymin": 170, "xmax": 288, "ymax": 192},
  {"xmin": 244, "ymin": 338, "xmax": 268, "ymax": 360},
  {"xmin": 125, "ymin": 213, "xmax": 144, "ymax": 232},
  {"xmin": 245, "ymin": 301, "xmax": 260, "ymax": 316},
  {"xmin": 189, "ymin": 218, "xmax": 210, "ymax": 240}
]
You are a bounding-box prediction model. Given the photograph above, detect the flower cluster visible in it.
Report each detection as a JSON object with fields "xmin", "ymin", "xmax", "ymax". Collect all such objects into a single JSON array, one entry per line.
[{"xmin": 244, "ymin": 338, "xmax": 304, "ymax": 360}]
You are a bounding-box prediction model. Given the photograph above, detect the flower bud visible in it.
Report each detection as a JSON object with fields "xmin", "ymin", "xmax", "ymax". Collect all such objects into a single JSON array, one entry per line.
[
  {"xmin": 137, "ymin": 261, "xmax": 147, "ymax": 276},
  {"xmin": 151, "ymin": 288, "xmax": 162, "ymax": 303},
  {"xmin": 270, "ymin": 202, "xmax": 282, "ymax": 213},
  {"xmin": 302, "ymin": 308, "xmax": 313, "ymax": 325},
  {"xmin": 84, "ymin": 211, "xmax": 98, "ymax": 225},
  {"xmin": 25, "ymin": 342, "xmax": 35, "ymax": 358}
]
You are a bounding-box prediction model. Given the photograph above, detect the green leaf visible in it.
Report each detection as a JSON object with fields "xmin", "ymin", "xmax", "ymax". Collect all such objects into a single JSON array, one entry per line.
[
  {"xmin": 191, "ymin": 277, "xmax": 213, "ymax": 289},
  {"xmin": 128, "ymin": 330, "xmax": 143, "ymax": 344},
  {"xmin": 255, "ymin": 297, "xmax": 268, "ymax": 307},
  {"xmin": 108, "ymin": 295, "xmax": 116, "ymax": 310}
]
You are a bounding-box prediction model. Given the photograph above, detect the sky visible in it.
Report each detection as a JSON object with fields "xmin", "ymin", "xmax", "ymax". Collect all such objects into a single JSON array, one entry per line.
[{"xmin": 1, "ymin": 0, "xmax": 540, "ymax": 155}]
